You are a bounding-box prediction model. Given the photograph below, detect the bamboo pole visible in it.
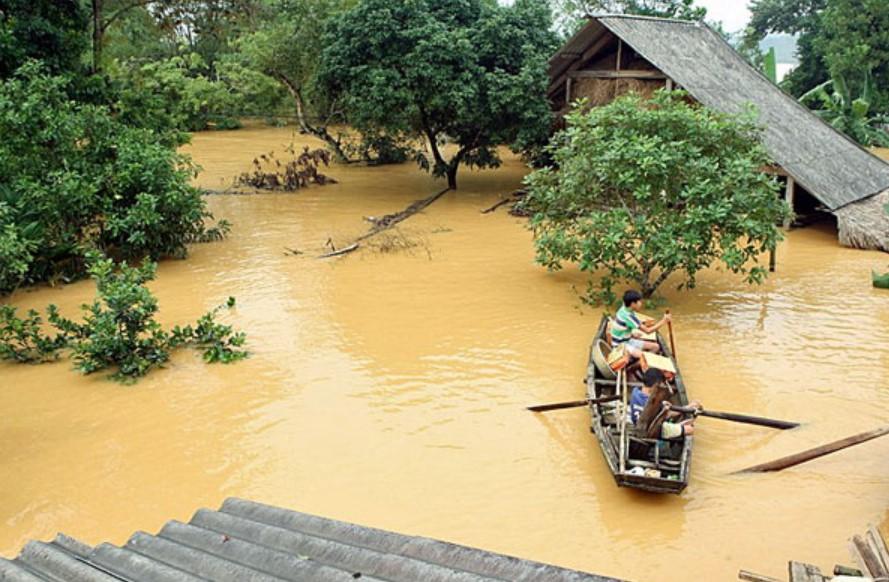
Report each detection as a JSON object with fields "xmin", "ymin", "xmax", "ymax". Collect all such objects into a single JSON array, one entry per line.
[{"xmin": 736, "ymin": 425, "xmax": 889, "ymax": 473}]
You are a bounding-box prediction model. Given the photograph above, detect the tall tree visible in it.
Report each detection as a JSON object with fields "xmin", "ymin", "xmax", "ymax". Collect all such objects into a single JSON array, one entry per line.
[{"xmin": 318, "ymin": 0, "xmax": 558, "ymax": 189}]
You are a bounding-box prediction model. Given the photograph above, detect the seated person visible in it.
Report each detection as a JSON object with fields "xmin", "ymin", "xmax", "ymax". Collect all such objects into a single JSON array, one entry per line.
[
  {"xmin": 611, "ymin": 290, "xmax": 672, "ymax": 357},
  {"xmin": 629, "ymin": 369, "xmax": 700, "ymax": 440}
]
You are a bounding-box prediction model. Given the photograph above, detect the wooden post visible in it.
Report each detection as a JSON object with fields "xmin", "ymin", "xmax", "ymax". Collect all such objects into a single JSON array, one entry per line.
[
  {"xmin": 769, "ymin": 237, "xmax": 777, "ymax": 273},
  {"xmin": 666, "ymin": 78, "xmax": 674, "ymax": 91},
  {"xmin": 783, "ymin": 176, "xmax": 796, "ymax": 228},
  {"xmin": 616, "ymin": 39, "xmax": 623, "ymax": 71},
  {"xmin": 566, "ymin": 77, "xmax": 572, "ymax": 104}
]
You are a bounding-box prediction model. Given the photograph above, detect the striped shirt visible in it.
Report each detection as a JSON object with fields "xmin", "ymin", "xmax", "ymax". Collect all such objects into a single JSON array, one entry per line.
[{"xmin": 611, "ymin": 305, "xmax": 642, "ymax": 345}]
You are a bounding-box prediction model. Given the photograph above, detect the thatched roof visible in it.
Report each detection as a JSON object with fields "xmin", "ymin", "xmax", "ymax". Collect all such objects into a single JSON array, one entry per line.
[
  {"xmin": 0, "ymin": 497, "xmax": 622, "ymax": 581},
  {"xmin": 548, "ymin": 15, "xmax": 889, "ymax": 212},
  {"xmin": 836, "ymin": 189, "xmax": 889, "ymax": 252}
]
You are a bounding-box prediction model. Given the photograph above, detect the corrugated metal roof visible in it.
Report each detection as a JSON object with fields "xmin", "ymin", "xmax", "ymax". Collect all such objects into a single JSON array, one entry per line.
[
  {"xmin": 549, "ymin": 15, "xmax": 889, "ymax": 211},
  {"xmin": 0, "ymin": 498, "xmax": 623, "ymax": 581}
]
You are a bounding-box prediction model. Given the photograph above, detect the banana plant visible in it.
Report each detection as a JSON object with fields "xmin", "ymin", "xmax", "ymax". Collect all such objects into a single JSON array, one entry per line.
[{"xmin": 799, "ymin": 71, "xmax": 889, "ymax": 147}]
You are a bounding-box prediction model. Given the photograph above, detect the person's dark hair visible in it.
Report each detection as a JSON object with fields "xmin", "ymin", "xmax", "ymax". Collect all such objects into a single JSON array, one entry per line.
[
  {"xmin": 623, "ymin": 290, "xmax": 642, "ymax": 307},
  {"xmin": 643, "ymin": 368, "xmax": 664, "ymax": 388}
]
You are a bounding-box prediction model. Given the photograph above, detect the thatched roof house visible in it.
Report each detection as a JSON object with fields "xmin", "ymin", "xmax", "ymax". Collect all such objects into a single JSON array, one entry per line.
[
  {"xmin": 548, "ymin": 15, "xmax": 889, "ymax": 252},
  {"xmin": 0, "ymin": 497, "xmax": 622, "ymax": 581}
]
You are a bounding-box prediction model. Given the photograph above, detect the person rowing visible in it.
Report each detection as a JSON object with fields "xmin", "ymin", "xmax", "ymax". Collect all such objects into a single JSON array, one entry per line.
[
  {"xmin": 611, "ymin": 290, "xmax": 672, "ymax": 357},
  {"xmin": 631, "ymin": 369, "xmax": 700, "ymax": 441}
]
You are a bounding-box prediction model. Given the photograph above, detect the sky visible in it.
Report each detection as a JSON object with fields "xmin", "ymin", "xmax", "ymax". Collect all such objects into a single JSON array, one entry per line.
[{"xmin": 697, "ymin": 1, "xmax": 751, "ymax": 33}]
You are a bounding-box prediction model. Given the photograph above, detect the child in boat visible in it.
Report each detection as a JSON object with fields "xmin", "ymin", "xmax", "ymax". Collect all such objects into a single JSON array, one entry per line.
[
  {"xmin": 611, "ymin": 290, "xmax": 671, "ymax": 357},
  {"xmin": 630, "ymin": 369, "xmax": 699, "ymax": 440}
]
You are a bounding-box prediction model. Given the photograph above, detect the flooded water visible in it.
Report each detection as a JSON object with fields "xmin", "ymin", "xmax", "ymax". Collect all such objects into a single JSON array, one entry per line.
[{"xmin": 2, "ymin": 124, "xmax": 888, "ymax": 581}]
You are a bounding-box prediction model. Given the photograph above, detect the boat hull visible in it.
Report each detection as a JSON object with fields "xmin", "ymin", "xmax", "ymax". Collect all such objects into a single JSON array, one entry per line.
[{"xmin": 586, "ymin": 315, "xmax": 693, "ymax": 494}]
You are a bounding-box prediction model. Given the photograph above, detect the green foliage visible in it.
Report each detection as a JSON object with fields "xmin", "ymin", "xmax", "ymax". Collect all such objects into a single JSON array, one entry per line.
[
  {"xmin": 61, "ymin": 254, "xmax": 171, "ymax": 380},
  {"xmin": 0, "ymin": 254, "xmax": 249, "ymax": 381},
  {"xmin": 0, "ymin": 305, "xmax": 66, "ymax": 363},
  {"xmin": 743, "ymin": 0, "xmax": 889, "ymax": 118},
  {"xmin": 171, "ymin": 297, "xmax": 248, "ymax": 364},
  {"xmin": 799, "ymin": 72, "xmax": 889, "ymax": 147},
  {"xmin": 0, "ymin": 62, "xmax": 224, "ymax": 294},
  {"xmin": 111, "ymin": 53, "xmax": 241, "ymax": 135},
  {"xmin": 0, "ymin": 0, "xmax": 89, "ymax": 78},
  {"xmin": 525, "ymin": 91, "xmax": 789, "ymax": 303},
  {"xmin": 318, "ymin": 0, "xmax": 558, "ymax": 188}
]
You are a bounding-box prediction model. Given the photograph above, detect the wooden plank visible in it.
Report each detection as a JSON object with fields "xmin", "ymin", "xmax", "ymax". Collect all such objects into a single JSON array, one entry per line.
[
  {"xmin": 737, "ymin": 425, "xmax": 889, "ymax": 473},
  {"xmin": 866, "ymin": 525, "xmax": 889, "ymax": 574},
  {"xmin": 738, "ymin": 570, "xmax": 782, "ymax": 582},
  {"xmin": 788, "ymin": 562, "xmax": 826, "ymax": 582},
  {"xmin": 851, "ymin": 534, "xmax": 889, "ymax": 578},
  {"xmin": 569, "ymin": 69, "xmax": 667, "ymax": 80}
]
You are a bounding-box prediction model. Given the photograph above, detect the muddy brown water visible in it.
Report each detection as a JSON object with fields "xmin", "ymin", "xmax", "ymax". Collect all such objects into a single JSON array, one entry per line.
[{"xmin": 2, "ymin": 125, "xmax": 888, "ymax": 581}]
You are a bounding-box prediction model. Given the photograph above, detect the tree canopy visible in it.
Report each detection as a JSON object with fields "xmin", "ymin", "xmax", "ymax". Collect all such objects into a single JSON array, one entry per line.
[
  {"xmin": 317, "ymin": 0, "xmax": 558, "ymax": 189},
  {"xmin": 743, "ymin": 0, "xmax": 889, "ymax": 116},
  {"xmin": 524, "ymin": 91, "xmax": 789, "ymax": 303},
  {"xmin": 553, "ymin": 0, "xmax": 706, "ymax": 34}
]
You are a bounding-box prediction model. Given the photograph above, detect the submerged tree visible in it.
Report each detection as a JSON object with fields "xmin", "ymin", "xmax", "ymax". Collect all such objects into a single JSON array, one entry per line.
[
  {"xmin": 233, "ymin": 0, "xmax": 356, "ymax": 160},
  {"xmin": 525, "ymin": 91, "xmax": 790, "ymax": 303},
  {"xmin": 318, "ymin": 0, "xmax": 558, "ymax": 189}
]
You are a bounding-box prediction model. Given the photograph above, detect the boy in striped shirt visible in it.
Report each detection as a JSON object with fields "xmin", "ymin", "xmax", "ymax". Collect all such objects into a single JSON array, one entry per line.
[{"xmin": 611, "ymin": 290, "xmax": 672, "ymax": 357}]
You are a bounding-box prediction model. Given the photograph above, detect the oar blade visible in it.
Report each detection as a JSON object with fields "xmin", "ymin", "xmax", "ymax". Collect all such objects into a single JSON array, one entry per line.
[{"xmin": 527, "ymin": 399, "xmax": 590, "ymax": 413}]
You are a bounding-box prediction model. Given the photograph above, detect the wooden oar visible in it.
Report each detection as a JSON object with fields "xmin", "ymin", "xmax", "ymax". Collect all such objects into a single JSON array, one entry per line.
[
  {"xmin": 527, "ymin": 394, "xmax": 620, "ymax": 413},
  {"xmin": 735, "ymin": 425, "xmax": 889, "ymax": 474},
  {"xmin": 671, "ymin": 405, "xmax": 799, "ymax": 430},
  {"xmin": 665, "ymin": 308, "xmax": 677, "ymax": 360}
]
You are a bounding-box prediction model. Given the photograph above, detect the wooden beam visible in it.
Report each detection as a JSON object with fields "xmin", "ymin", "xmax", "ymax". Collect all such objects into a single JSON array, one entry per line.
[
  {"xmin": 569, "ymin": 70, "xmax": 667, "ymax": 80},
  {"xmin": 548, "ymin": 31, "xmax": 615, "ymax": 96}
]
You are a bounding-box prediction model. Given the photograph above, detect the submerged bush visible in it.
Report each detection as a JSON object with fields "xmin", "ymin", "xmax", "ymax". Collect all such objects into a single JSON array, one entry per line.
[
  {"xmin": 0, "ymin": 253, "xmax": 249, "ymax": 382},
  {"xmin": 0, "ymin": 62, "xmax": 226, "ymax": 294}
]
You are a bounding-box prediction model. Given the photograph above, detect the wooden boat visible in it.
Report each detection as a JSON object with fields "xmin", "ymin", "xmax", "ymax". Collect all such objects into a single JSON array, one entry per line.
[{"xmin": 585, "ymin": 314, "xmax": 692, "ymax": 494}]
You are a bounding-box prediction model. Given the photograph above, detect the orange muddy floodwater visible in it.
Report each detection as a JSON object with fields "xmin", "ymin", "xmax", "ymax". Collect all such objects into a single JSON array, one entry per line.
[{"xmin": 2, "ymin": 125, "xmax": 889, "ymax": 581}]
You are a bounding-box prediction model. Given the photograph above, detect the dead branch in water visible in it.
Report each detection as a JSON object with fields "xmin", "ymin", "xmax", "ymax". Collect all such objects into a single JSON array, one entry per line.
[
  {"xmin": 356, "ymin": 188, "xmax": 450, "ymax": 242},
  {"xmin": 481, "ymin": 189, "xmax": 526, "ymax": 214},
  {"xmin": 317, "ymin": 242, "xmax": 360, "ymax": 259},
  {"xmin": 315, "ymin": 187, "xmax": 451, "ymax": 260}
]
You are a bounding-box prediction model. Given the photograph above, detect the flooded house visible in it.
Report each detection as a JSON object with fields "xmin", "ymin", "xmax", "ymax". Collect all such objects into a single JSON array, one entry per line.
[{"xmin": 548, "ymin": 15, "xmax": 889, "ymax": 252}]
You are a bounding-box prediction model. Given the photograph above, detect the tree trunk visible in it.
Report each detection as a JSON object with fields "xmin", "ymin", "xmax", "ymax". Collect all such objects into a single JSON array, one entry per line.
[
  {"xmin": 276, "ymin": 74, "xmax": 352, "ymax": 163},
  {"xmin": 446, "ymin": 165, "xmax": 458, "ymax": 190},
  {"xmin": 92, "ymin": 0, "xmax": 103, "ymax": 73}
]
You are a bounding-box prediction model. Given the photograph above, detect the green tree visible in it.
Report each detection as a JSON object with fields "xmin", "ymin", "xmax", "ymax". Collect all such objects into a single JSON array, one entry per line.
[
  {"xmin": 0, "ymin": 63, "xmax": 221, "ymax": 294},
  {"xmin": 0, "ymin": 0, "xmax": 89, "ymax": 78},
  {"xmin": 815, "ymin": 0, "xmax": 889, "ymax": 115},
  {"xmin": 525, "ymin": 91, "xmax": 789, "ymax": 303},
  {"xmin": 318, "ymin": 0, "xmax": 558, "ymax": 189},
  {"xmin": 799, "ymin": 72, "xmax": 889, "ymax": 147},
  {"xmin": 233, "ymin": 0, "xmax": 356, "ymax": 160}
]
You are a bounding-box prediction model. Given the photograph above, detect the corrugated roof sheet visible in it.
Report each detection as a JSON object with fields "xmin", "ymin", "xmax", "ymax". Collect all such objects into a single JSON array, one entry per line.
[
  {"xmin": 549, "ymin": 15, "xmax": 889, "ymax": 211},
  {"xmin": 0, "ymin": 498, "xmax": 623, "ymax": 581}
]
